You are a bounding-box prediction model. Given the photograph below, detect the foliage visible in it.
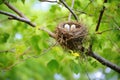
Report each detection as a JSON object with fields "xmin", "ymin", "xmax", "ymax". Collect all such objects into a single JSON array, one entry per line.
[{"xmin": 0, "ymin": 0, "xmax": 120, "ymax": 80}]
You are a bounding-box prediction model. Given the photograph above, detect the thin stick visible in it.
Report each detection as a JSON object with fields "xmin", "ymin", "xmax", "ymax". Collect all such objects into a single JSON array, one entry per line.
[
  {"xmin": 95, "ymin": 0, "xmax": 107, "ymax": 31},
  {"xmin": 40, "ymin": 27, "xmax": 56, "ymax": 38},
  {"xmin": 0, "ymin": 49, "xmax": 14, "ymax": 53},
  {"xmin": 0, "ymin": 10, "xmax": 36, "ymax": 27},
  {"xmin": 59, "ymin": 0, "xmax": 78, "ymax": 21},
  {"xmin": 68, "ymin": 0, "xmax": 75, "ymax": 21},
  {"xmin": 96, "ymin": 28, "xmax": 113, "ymax": 34},
  {"xmin": 90, "ymin": 52, "xmax": 120, "ymax": 73},
  {"xmin": 40, "ymin": 0, "xmax": 58, "ymax": 3},
  {"xmin": 4, "ymin": 43, "xmax": 57, "ymax": 71},
  {"xmin": 4, "ymin": 1, "xmax": 28, "ymax": 19},
  {"xmin": 83, "ymin": 55, "xmax": 91, "ymax": 80}
]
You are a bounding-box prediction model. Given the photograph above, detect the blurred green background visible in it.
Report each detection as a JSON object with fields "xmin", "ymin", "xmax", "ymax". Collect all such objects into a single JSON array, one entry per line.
[{"xmin": 0, "ymin": 0, "xmax": 120, "ymax": 80}]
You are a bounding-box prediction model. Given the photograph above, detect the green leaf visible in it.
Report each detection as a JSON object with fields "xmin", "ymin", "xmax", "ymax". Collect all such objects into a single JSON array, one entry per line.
[
  {"xmin": 30, "ymin": 35, "xmax": 41, "ymax": 53},
  {"xmin": 0, "ymin": 0, "xmax": 4, "ymax": 4},
  {"xmin": 103, "ymin": 48, "xmax": 113, "ymax": 59},
  {"xmin": 74, "ymin": 0, "xmax": 81, "ymax": 9},
  {"xmin": 0, "ymin": 33, "xmax": 9, "ymax": 44},
  {"xmin": 90, "ymin": 61, "xmax": 97, "ymax": 68},
  {"xmin": 9, "ymin": 0, "xmax": 17, "ymax": 2},
  {"xmin": 21, "ymin": 0, "xmax": 25, "ymax": 4},
  {"xmin": 0, "ymin": 62, "xmax": 4, "ymax": 68},
  {"xmin": 49, "ymin": 5, "xmax": 61, "ymax": 13},
  {"xmin": 104, "ymin": 3, "xmax": 110, "ymax": 8},
  {"xmin": 47, "ymin": 59, "xmax": 59, "ymax": 71},
  {"xmin": 70, "ymin": 60, "xmax": 80, "ymax": 74}
]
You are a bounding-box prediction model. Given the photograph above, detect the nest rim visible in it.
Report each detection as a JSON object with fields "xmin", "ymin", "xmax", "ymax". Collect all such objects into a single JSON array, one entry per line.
[{"xmin": 55, "ymin": 21, "xmax": 88, "ymax": 51}]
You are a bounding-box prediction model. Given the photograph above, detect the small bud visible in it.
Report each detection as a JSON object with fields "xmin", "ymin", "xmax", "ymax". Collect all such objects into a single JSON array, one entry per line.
[
  {"xmin": 64, "ymin": 24, "xmax": 70, "ymax": 31},
  {"xmin": 71, "ymin": 24, "xmax": 76, "ymax": 30}
]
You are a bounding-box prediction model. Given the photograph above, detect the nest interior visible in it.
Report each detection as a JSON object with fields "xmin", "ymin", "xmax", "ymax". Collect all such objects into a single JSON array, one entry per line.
[{"xmin": 55, "ymin": 21, "xmax": 88, "ymax": 52}]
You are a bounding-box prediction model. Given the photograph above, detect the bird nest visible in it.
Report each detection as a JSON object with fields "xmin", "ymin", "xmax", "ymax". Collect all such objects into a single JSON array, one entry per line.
[{"xmin": 55, "ymin": 21, "xmax": 88, "ymax": 52}]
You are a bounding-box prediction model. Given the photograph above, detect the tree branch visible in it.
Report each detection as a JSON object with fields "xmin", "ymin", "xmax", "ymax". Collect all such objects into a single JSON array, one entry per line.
[
  {"xmin": 96, "ymin": 29, "xmax": 112, "ymax": 34},
  {"xmin": 40, "ymin": 27, "xmax": 56, "ymax": 38},
  {"xmin": 0, "ymin": 10, "xmax": 36, "ymax": 27},
  {"xmin": 88, "ymin": 52, "xmax": 120, "ymax": 73},
  {"xmin": 0, "ymin": 49, "xmax": 14, "ymax": 53},
  {"xmin": 4, "ymin": 1, "xmax": 28, "ymax": 19},
  {"xmin": 95, "ymin": 0, "xmax": 107, "ymax": 31},
  {"xmin": 95, "ymin": 28, "xmax": 120, "ymax": 34},
  {"xmin": 42, "ymin": 29, "xmax": 120, "ymax": 73},
  {"xmin": 68, "ymin": 0, "xmax": 75, "ymax": 21},
  {"xmin": 39, "ymin": 0, "xmax": 58, "ymax": 3},
  {"xmin": 59, "ymin": 0, "xmax": 78, "ymax": 21}
]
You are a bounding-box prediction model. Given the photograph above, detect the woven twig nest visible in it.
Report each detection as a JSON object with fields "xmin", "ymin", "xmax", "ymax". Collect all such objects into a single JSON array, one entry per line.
[{"xmin": 55, "ymin": 21, "xmax": 88, "ymax": 52}]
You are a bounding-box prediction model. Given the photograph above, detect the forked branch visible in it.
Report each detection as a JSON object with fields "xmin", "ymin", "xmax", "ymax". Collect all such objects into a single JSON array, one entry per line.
[
  {"xmin": 0, "ymin": 10, "xmax": 36, "ymax": 27},
  {"xmin": 4, "ymin": 1, "xmax": 27, "ymax": 19}
]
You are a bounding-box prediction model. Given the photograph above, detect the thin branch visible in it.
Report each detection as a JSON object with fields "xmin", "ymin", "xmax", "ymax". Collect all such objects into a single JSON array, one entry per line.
[
  {"xmin": 98, "ymin": 28, "xmax": 120, "ymax": 34},
  {"xmin": 0, "ymin": 10, "xmax": 36, "ymax": 27},
  {"xmin": 40, "ymin": 27, "xmax": 56, "ymax": 38},
  {"xmin": 19, "ymin": 47, "xmax": 31, "ymax": 57},
  {"xmin": 4, "ymin": 43, "xmax": 57, "ymax": 71},
  {"xmin": 1, "ymin": 0, "xmax": 119, "ymax": 73},
  {"xmin": 86, "ymin": 44, "xmax": 120, "ymax": 73},
  {"xmin": 96, "ymin": 28, "xmax": 114, "ymax": 34},
  {"xmin": 32, "ymin": 42, "xmax": 57, "ymax": 58},
  {"xmin": 0, "ymin": 49, "xmax": 15, "ymax": 53},
  {"xmin": 59, "ymin": 0, "xmax": 78, "ymax": 21},
  {"xmin": 39, "ymin": 0, "xmax": 58, "ymax": 3},
  {"xmin": 95, "ymin": 0, "xmax": 107, "ymax": 31},
  {"xmin": 83, "ymin": 0, "xmax": 93, "ymax": 10},
  {"xmin": 89, "ymin": 52, "xmax": 120, "ymax": 73},
  {"xmin": 74, "ymin": 9, "xmax": 93, "ymax": 16},
  {"xmin": 43, "ymin": 29, "xmax": 120, "ymax": 73},
  {"xmin": 68, "ymin": 0, "xmax": 75, "ymax": 21},
  {"xmin": 4, "ymin": 1, "xmax": 28, "ymax": 19}
]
